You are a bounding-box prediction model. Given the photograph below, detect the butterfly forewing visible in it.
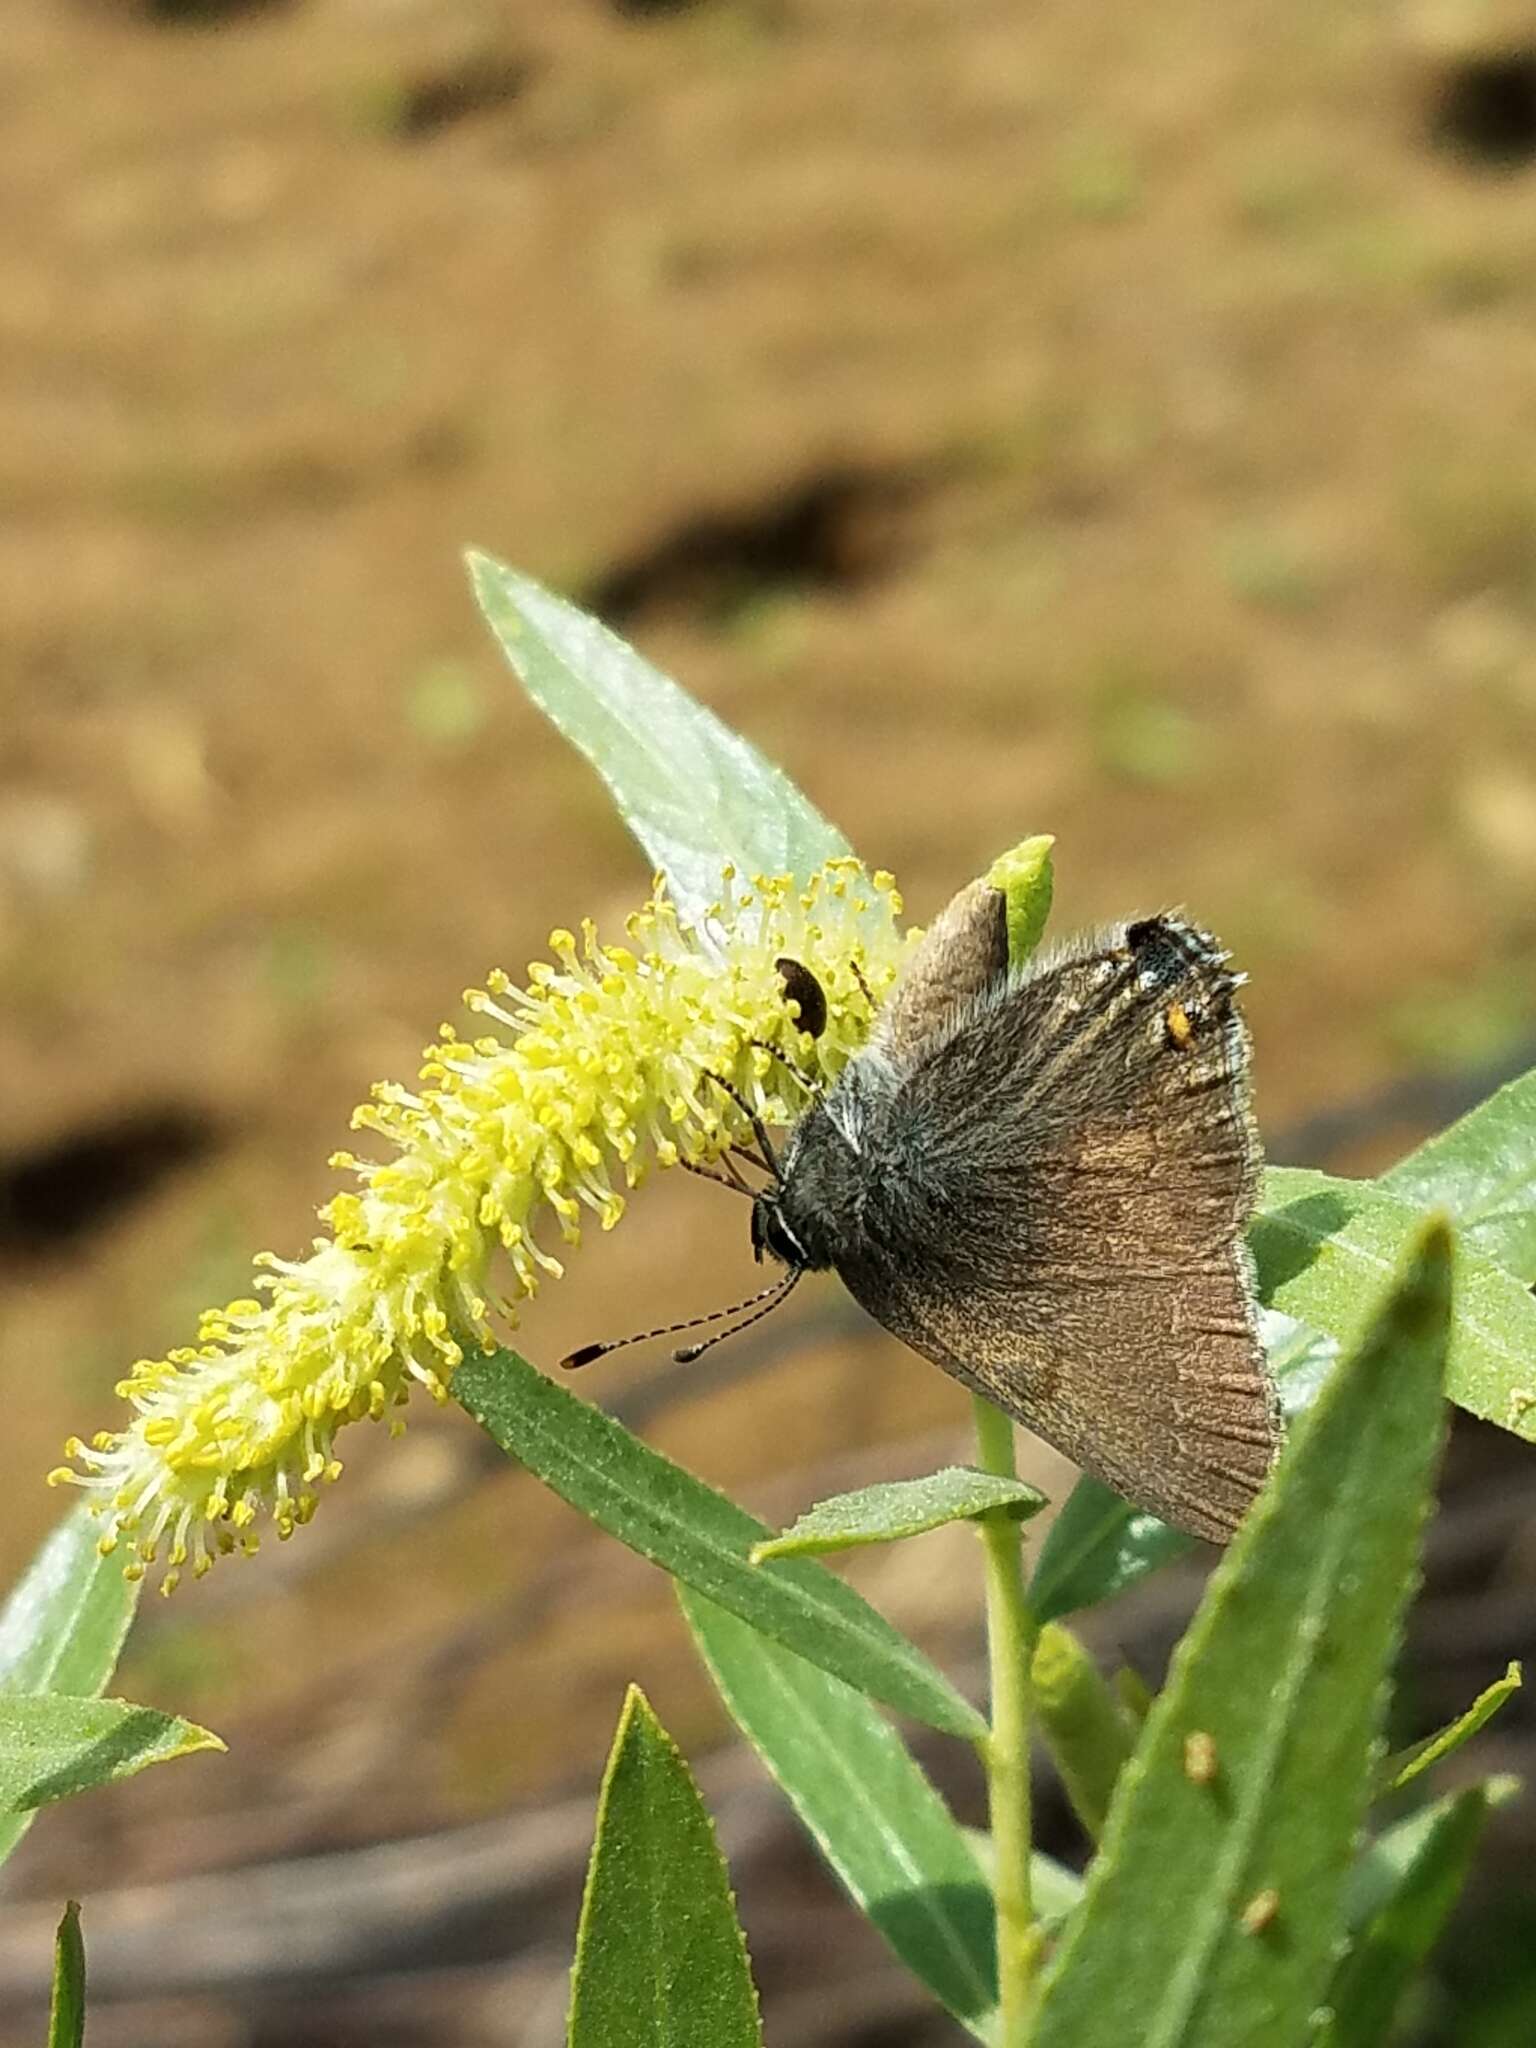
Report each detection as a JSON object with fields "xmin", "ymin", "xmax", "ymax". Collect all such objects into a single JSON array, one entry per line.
[{"xmin": 831, "ymin": 917, "xmax": 1280, "ymax": 1544}]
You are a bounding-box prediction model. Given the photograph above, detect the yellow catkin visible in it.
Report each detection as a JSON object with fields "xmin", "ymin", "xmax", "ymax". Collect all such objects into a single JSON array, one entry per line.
[{"xmin": 51, "ymin": 862, "xmax": 909, "ymax": 1589}]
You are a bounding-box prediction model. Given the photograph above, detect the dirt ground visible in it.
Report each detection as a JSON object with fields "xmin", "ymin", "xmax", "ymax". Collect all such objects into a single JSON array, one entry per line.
[{"xmin": 3, "ymin": 1, "xmax": 1536, "ymax": 2041}]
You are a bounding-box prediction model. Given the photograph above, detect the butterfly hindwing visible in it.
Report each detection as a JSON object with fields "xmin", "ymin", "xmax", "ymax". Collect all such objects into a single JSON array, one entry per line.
[{"xmin": 830, "ymin": 915, "xmax": 1280, "ymax": 1544}]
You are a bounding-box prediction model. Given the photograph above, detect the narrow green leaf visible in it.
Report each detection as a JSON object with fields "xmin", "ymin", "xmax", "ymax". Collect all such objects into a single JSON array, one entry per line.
[
  {"xmin": 1315, "ymin": 1786, "xmax": 1491, "ymax": 2048},
  {"xmin": 986, "ymin": 835, "xmax": 1055, "ymax": 966},
  {"xmin": 1029, "ymin": 1480, "xmax": 1192, "ymax": 1627},
  {"xmin": 0, "ymin": 1508, "xmax": 140, "ymax": 1696},
  {"xmin": 48, "ymin": 1901, "xmax": 85, "ymax": 2048},
  {"xmin": 468, "ymin": 554, "xmax": 848, "ymax": 920},
  {"xmin": 750, "ymin": 1468, "xmax": 1045, "ymax": 1564},
  {"xmin": 679, "ymin": 1584, "xmax": 1000, "ymax": 2040},
  {"xmin": 1028, "ymin": 1315, "xmax": 1333, "ymax": 1621},
  {"xmin": 0, "ymin": 1508, "xmax": 142, "ymax": 1871},
  {"xmin": 1343, "ymin": 1778, "xmax": 1520, "ymax": 1934},
  {"xmin": 1030, "ymin": 1220, "xmax": 1452, "ymax": 2048},
  {"xmin": 1377, "ymin": 1661, "xmax": 1522, "ymax": 1797},
  {"xmin": 0, "ymin": 1695, "xmax": 224, "ymax": 1814},
  {"xmin": 455, "ymin": 1348, "xmax": 986, "ymax": 1741},
  {"xmin": 569, "ymin": 1686, "xmax": 761, "ymax": 2048},
  {"xmin": 1031, "ymin": 1624, "xmax": 1135, "ymax": 1840},
  {"xmin": 1381, "ymin": 1066, "xmax": 1536, "ymax": 1281},
  {"xmin": 1257, "ymin": 1167, "xmax": 1536, "ymax": 1443}
]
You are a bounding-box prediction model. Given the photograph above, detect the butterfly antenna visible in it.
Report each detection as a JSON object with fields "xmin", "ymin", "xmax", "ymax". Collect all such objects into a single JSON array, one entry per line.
[
  {"xmin": 702, "ymin": 1072, "xmax": 781, "ymax": 1179},
  {"xmin": 562, "ymin": 1275, "xmax": 793, "ymax": 1371},
  {"xmin": 746, "ymin": 1037, "xmax": 824, "ymax": 1102},
  {"xmin": 674, "ymin": 1266, "xmax": 802, "ymax": 1363},
  {"xmin": 677, "ymin": 1154, "xmax": 755, "ymax": 1199}
]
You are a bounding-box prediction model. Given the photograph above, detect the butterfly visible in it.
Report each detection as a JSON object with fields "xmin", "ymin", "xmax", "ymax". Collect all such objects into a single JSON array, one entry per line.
[{"xmin": 749, "ymin": 879, "xmax": 1282, "ymax": 1543}]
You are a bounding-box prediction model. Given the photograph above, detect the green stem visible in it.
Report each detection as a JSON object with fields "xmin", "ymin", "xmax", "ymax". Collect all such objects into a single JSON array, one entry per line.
[{"xmin": 973, "ymin": 1394, "xmax": 1042, "ymax": 2043}]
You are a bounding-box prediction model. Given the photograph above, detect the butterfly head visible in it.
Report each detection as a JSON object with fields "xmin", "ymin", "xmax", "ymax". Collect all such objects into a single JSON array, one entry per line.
[
  {"xmin": 750, "ymin": 1191, "xmax": 811, "ymax": 1270},
  {"xmin": 750, "ymin": 1089, "xmax": 879, "ymax": 1275}
]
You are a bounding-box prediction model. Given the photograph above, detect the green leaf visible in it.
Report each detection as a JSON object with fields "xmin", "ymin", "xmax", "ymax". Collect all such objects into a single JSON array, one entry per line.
[
  {"xmin": 986, "ymin": 835, "xmax": 1055, "ymax": 965},
  {"xmin": 1377, "ymin": 1661, "xmax": 1522, "ymax": 1797},
  {"xmin": 1029, "ymin": 1479, "xmax": 1193, "ymax": 1626},
  {"xmin": 455, "ymin": 1348, "xmax": 985, "ymax": 1742},
  {"xmin": 1316, "ymin": 1786, "xmax": 1492, "ymax": 2048},
  {"xmin": 568, "ymin": 1686, "xmax": 761, "ymax": 2048},
  {"xmin": 48, "ymin": 1901, "xmax": 85, "ymax": 2048},
  {"xmin": 1380, "ymin": 1066, "xmax": 1536, "ymax": 1281},
  {"xmin": 750, "ymin": 1468, "xmax": 1045, "ymax": 1564},
  {"xmin": 0, "ymin": 1508, "xmax": 142, "ymax": 1870},
  {"xmin": 0, "ymin": 1509, "xmax": 140, "ymax": 1696},
  {"xmin": 0, "ymin": 1694, "xmax": 224, "ymax": 1814},
  {"xmin": 1030, "ymin": 1219, "xmax": 1452, "ymax": 2048},
  {"xmin": 1257, "ymin": 1167, "xmax": 1536, "ymax": 1443},
  {"xmin": 679, "ymin": 1585, "xmax": 1000, "ymax": 2039},
  {"xmin": 1028, "ymin": 1314, "xmax": 1333, "ymax": 1621},
  {"xmin": 468, "ymin": 554, "xmax": 848, "ymax": 920},
  {"xmin": 1342, "ymin": 1777, "xmax": 1520, "ymax": 1934}
]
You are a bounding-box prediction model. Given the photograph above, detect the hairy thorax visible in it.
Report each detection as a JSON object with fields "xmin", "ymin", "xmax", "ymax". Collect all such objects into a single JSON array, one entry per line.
[{"xmin": 772, "ymin": 1065, "xmax": 962, "ymax": 1277}]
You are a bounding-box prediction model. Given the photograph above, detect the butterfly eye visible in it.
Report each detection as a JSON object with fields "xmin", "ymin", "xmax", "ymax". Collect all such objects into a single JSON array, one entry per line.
[
  {"xmin": 754, "ymin": 1200, "xmax": 808, "ymax": 1269},
  {"xmin": 775, "ymin": 956, "xmax": 828, "ymax": 1040}
]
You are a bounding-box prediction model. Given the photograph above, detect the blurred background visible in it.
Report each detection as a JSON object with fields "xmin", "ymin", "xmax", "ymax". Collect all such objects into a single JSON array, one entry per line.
[{"xmin": 3, "ymin": 0, "xmax": 1536, "ymax": 2040}]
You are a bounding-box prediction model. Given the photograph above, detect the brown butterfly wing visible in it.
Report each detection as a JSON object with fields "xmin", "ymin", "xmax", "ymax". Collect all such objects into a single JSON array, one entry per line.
[{"xmin": 836, "ymin": 916, "xmax": 1280, "ymax": 1544}]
